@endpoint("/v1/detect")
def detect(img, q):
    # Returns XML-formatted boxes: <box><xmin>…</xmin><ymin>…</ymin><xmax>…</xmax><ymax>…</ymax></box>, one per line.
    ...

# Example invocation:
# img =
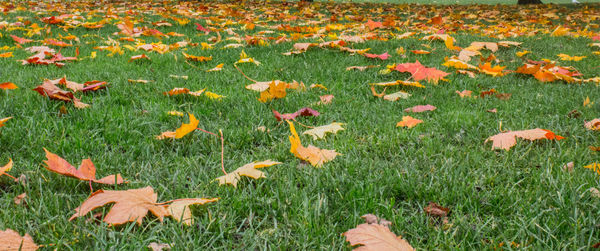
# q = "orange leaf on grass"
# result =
<box><xmin>32</xmin><ymin>80</ymin><xmax>89</xmax><ymax>109</ymax></box>
<box><xmin>455</xmin><ymin>90</ymin><xmax>472</xmax><ymax>98</ymax></box>
<box><xmin>156</xmin><ymin>113</ymin><xmax>200</xmax><ymax>139</ymax></box>
<box><xmin>478</xmin><ymin>62</ymin><xmax>506</xmax><ymax>77</ymax></box>
<box><xmin>396</xmin><ymin>116</ymin><xmax>423</xmax><ymax>128</ymax></box>
<box><xmin>0</xmin><ymin>117</ymin><xmax>12</xmax><ymax>128</ymax></box>
<box><xmin>0</xmin><ymin>52</ymin><xmax>13</xmax><ymax>58</ymax></box>
<box><xmin>411</xmin><ymin>50</ymin><xmax>430</xmax><ymax>54</ymax></box>
<box><xmin>288</xmin><ymin>121</ymin><xmax>339</xmax><ymax>167</ymax></box>
<box><xmin>364</xmin><ymin>52</ymin><xmax>390</xmax><ymax>60</ymax></box>
<box><xmin>258</xmin><ymin>81</ymin><xmax>287</xmax><ymax>103</ymax></box>
<box><xmin>394</xmin><ymin>61</ymin><xmax>449</xmax><ymax>83</ymax></box>
<box><xmin>485</xmin><ymin>128</ymin><xmax>564</xmax><ymax>150</ymax></box>
<box><xmin>0</xmin><ymin>159</ymin><xmax>13</xmax><ymax>177</ymax></box>
<box><xmin>10</xmin><ymin>35</ymin><xmax>33</xmax><ymax>45</ymax></box>
<box><xmin>272</xmin><ymin>107</ymin><xmax>319</xmax><ymax>121</ymax></box>
<box><xmin>42</xmin><ymin>148</ymin><xmax>125</xmax><ymax>185</ymax></box>
<box><xmin>0</xmin><ymin>82</ymin><xmax>17</xmax><ymax>90</ymax></box>
<box><xmin>584</xmin><ymin>119</ymin><xmax>600</xmax><ymax>131</ymax></box>
<box><xmin>0</xmin><ymin>229</ymin><xmax>38</xmax><ymax>251</ymax></box>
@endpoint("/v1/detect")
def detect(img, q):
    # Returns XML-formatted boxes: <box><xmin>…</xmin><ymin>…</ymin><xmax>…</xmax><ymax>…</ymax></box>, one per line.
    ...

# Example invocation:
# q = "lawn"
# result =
<box><xmin>0</xmin><ymin>0</ymin><xmax>599</xmax><ymax>249</ymax></box>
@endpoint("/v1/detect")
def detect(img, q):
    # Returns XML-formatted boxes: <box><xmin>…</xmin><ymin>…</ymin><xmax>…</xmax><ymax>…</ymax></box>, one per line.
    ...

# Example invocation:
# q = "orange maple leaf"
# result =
<box><xmin>42</xmin><ymin>148</ymin><xmax>126</xmax><ymax>185</ymax></box>
<box><xmin>485</xmin><ymin>128</ymin><xmax>564</xmax><ymax>150</ymax></box>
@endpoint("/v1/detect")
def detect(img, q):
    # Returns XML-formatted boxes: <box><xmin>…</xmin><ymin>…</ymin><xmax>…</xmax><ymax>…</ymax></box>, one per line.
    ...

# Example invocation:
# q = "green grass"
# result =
<box><xmin>0</xmin><ymin>0</ymin><xmax>599</xmax><ymax>249</ymax></box>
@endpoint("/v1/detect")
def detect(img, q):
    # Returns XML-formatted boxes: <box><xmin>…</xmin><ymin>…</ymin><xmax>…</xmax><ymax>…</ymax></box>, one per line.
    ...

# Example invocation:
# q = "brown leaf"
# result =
<box><xmin>13</xmin><ymin>193</ymin><xmax>26</xmax><ymax>206</ymax></box>
<box><xmin>272</xmin><ymin>107</ymin><xmax>319</xmax><ymax>121</ymax></box>
<box><xmin>42</xmin><ymin>148</ymin><xmax>125</xmax><ymax>185</ymax></box>
<box><xmin>343</xmin><ymin>223</ymin><xmax>414</xmax><ymax>251</ymax></box>
<box><xmin>0</xmin><ymin>229</ymin><xmax>38</xmax><ymax>251</ymax></box>
<box><xmin>70</xmin><ymin>186</ymin><xmax>169</xmax><ymax>225</ymax></box>
<box><xmin>424</xmin><ymin>202</ymin><xmax>450</xmax><ymax>218</ymax></box>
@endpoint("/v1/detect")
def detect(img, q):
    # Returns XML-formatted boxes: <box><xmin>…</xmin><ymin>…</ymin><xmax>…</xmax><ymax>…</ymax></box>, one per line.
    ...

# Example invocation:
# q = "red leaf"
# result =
<box><xmin>404</xmin><ymin>104</ymin><xmax>436</xmax><ymax>113</ymax></box>
<box><xmin>195</xmin><ymin>23</ymin><xmax>209</xmax><ymax>33</ymax></box>
<box><xmin>364</xmin><ymin>52</ymin><xmax>390</xmax><ymax>60</ymax></box>
<box><xmin>272</xmin><ymin>107</ymin><xmax>320</xmax><ymax>121</ymax></box>
<box><xmin>395</xmin><ymin>60</ymin><xmax>449</xmax><ymax>83</ymax></box>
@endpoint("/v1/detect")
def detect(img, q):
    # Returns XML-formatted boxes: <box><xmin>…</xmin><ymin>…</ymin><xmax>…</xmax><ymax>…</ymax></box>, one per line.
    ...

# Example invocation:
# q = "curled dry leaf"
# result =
<box><xmin>343</xmin><ymin>223</ymin><xmax>414</xmax><ymax>251</ymax></box>
<box><xmin>13</xmin><ymin>193</ymin><xmax>26</xmax><ymax>205</ymax></box>
<box><xmin>33</xmin><ymin>80</ymin><xmax>89</xmax><ymax>109</ymax></box>
<box><xmin>584</xmin><ymin>119</ymin><xmax>600</xmax><ymax>131</ymax></box>
<box><xmin>455</xmin><ymin>90</ymin><xmax>472</xmax><ymax>98</ymax></box>
<box><xmin>485</xmin><ymin>128</ymin><xmax>564</xmax><ymax>151</ymax></box>
<box><xmin>272</xmin><ymin>107</ymin><xmax>319</xmax><ymax>121</ymax></box>
<box><xmin>156</xmin><ymin>113</ymin><xmax>200</xmax><ymax>139</ymax></box>
<box><xmin>288</xmin><ymin>121</ymin><xmax>339</xmax><ymax>167</ymax></box>
<box><xmin>0</xmin><ymin>229</ymin><xmax>38</xmax><ymax>251</ymax></box>
<box><xmin>215</xmin><ymin>160</ymin><xmax>281</xmax><ymax>188</ymax></box>
<box><xmin>129</xmin><ymin>54</ymin><xmax>150</xmax><ymax>62</ymax></box>
<box><xmin>165</xmin><ymin>198</ymin><xmax>219</xmax><ymax>225</ymax></box>
<box><xmin>396</xmin><ymin>116</ymin><xmax>423</xmax><ymax>128</ymax></box>
<box><xmin>424</xmin><ymin>202</ymin><xmax>450</xmax><ymax>218</ymax></box>
<box><xmin>0</xmin><ymin>117</ymin><xmax>12</xmax><ymax>128</ymax></box>
<box><xmin>42</xmin><ymin>148</ymin><xmax>125</xmax><ymax>185</ymax></box>
<box><xmin>0</xmin><ymin>82</ymin><xmax>18</xmax><ymax>90</ymax></box>
<box><xmin>303</xmin><ymin>122</ymin><xmax>345</xmax><ymax>140</ymax></box>
<box><xmin>404</xmin><ymin>104</ymin><xmax>436</xmax><ymax>113</ymax></box>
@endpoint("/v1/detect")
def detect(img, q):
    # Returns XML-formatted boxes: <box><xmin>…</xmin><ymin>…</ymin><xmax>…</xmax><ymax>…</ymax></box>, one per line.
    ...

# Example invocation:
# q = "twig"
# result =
<box><xmin>234</xmin><ymin>64</ymin><xmax>258</xmax><ymax>83</ymax></box>
<box><xmin>196</xmin><ymin>127</ymin><xmax>217</xmax><ymax>136</ymax></box>
<box><xmin>219</xmin><ymin>129</ymin><xmax>226</xmax><ymax>176</ymax></box>
<box><xmin>295</xmin><ymin>120</ymin><xmax>315</xmax><ymax>129</ymax></box>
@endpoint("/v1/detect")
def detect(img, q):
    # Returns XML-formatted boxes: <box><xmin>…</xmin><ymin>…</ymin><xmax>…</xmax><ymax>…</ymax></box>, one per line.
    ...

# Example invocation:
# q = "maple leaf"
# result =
<box><xmin>557</xmin><ymin>53</ymin><xmax>586</xmax><ymax>61</ymax></box>
<box><xmin>478</xmin><ymin>62</ymin><xmax>506</xmax><ymax>77</ymax></box>
<box><xmin>343</xmin><ymin>223</ymin><xmax>414</xmax><ymax>251</ymax></box>
<box><xmin>364</xmin><ymin>52</ymin><xmax>390</xmax><ymax>60</ymax></box>
<box><xmin>165</xmin><ymin>198</ymin><xmax>219</xmax><ymax>225</ymax></box>
<box><xmin>288</xmin><ymin>121</ymin><xmax>339</xmax><ymax>167</ymax></box>
<box><xmin>516</xmin><ymin>50</ymin><xmax>531</xmax><ymax>57</ymax></box>
<box><xmin>207</xmin><ymin>63</ymin><xmax>224</xmax><ymax>72</ymax></box>
<box><xmin>394</xmin><ymin>61</ymin><xmax>449</xmax><ymax>83</ymax></box>
<box><xmin>70</xmin><ymin>186</ymin><xmax>170</xmax><ymax>225</ymax></box>
<box><xmin>0</xmin><ymin>52</ymin><xmax>13</xmax><ymax>58</ymax></box>
<box><xmin>272</xmin><ymin>107</ymin><xmax>320</xmax><ymax>121</ymax></box>
<box><xmin>235</xmin><ymin>50</ymin><xmax>260</xmax><ymax>65</ymax></box>
<box><xmin>258</xmin><ymin>81</ymin><xmax>287</xmax><ymax>102</ymax></box>
<box><xmin>365</xmin><ymin>19</ymin><xmax>383</xmax><ymax>30</ymax></box>
<box><xmin>32</xmin><ymin>80</ymin><xmax>89</xmax><ymax>108</ymax></box>
<box><xmin>0</xmin><ymin>117</ymin><xmax>11</xmax><ymax>128</ymax></box>
<box><xmin>0</xmin><ymin>82</ymin><xmax>17</xmax><ymax>90</ymax></box>
<box><xmin>442</xmin><ymin>58</ymin><xmax>477</xmax><ymax>70</ymax></box>
<box><xmin>404</xmin><ymin>104</ymin><xmax>436</xmax><ymax>113</ymax></box>
<box><xmin>204</xmin><ymin>91</ymin><xmax>225</xmax><ymax>100</ymax></box>
<box><xmin>156</xmin><ymin>113</ymin><xmax>200</xmax><ymax>139</ymax></box>
<box><xmin>485</xmin><ymin>128</ymin><xmax>565</xmax><ymax>150</ymax></box>
<box><xmin>10</xmin><ymin>35</ymin><xmax>33</xmax><ymax>45</ymax></box>
<box><xmin>584</xmin><ymin>119</ymin><xmax>600</xmax><ymax>131</ymax></box>
<box><xmin>317</xmin><ymin>94</ymin><xmax>334</xmax><ymax>105</ymax></box>
<box><xmin>42</xmin><ymin>148</ymin><xmax>125</xmax><ymax>185</ymax></box>
<box><xmin>215</xmin><ymin>160</ymin><xmax>282</xmax><ymax>188</ymax></box>
<box><xmin>424</xmin><ymin>202</ymin><xmax>450</xmax><ymax>218</ymax></box>
<box><xmin>411</xmin><ymin>50</ymin><xmax>430</xmax><ymax>55</ymax></box>
<box><xmin>303</xmin><ymin>123</ymin><xmax>345</xmax><ymax>140</ymax></box>
<box><xmin>182</xmin><ymin>52</ymin><xmax>212</xmax><ymax>62</ymax></box>
<box><xmin>0</xmin><ymin>229</ymin><xmax>38</xmax><ymax>251</ymax></box>
<box><xmin>396</xmin><ymin>116</ymin><xmax>423</xmax><ymax>128</ymax></box>
<box><xmin>195</xmin><ymin>23</ymin><xmax>210</xmax><ymax>33</ymax></box>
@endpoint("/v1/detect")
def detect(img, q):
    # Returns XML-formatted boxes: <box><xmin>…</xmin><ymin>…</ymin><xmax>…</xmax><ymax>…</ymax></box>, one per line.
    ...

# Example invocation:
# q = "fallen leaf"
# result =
<box><xmin>128</xmin><ymin>79</ymin><xmax>151</xmax><ymax>84</ymax></box>
<box><xmin>364</xmin><ymin>52</ymin><xmax>390</xmax><ymax>60</ymax></box>
<box><xmin>343</xmin><ymin>223</ymin><xmax>414</xmax><ymax>251</ymax></box>
<box><xmin>370</xmin><ymin>80</ymin><xmax>424</xmax><ymax>88</ymax></box>
<box><xmin>207</xmin><ymin>63</ymin><xmax>224</xmax><ymax>72</ymax></box>
<box><xmin>455</xmin><ymin>90</ymin><xmax>472</xmax><ymax>98</ymax></box>
<box><xmin>585</xmin><ymin>163</ymin><xmax>600</xmax><ymax>176</ymax></box>
<box><xmin>485</xmin><ymin>128</ymin><xmax>564</xmax><ymax>150</ymax></box>
<box><xmin>70</xmin><ymin>186</ymin><xmax>169</xmax><ymax>225</ymax></box>
<box><xmin>0</xmin><ymin>82</ymin><xmax>18</xmax><ymax>90</ymax></box>
<box><xmin>396</xmin><ymin>116</ymin><xmax>423</xmax><ymax>128</ymax></box>
<box><xmin>303</xmin><ymin>122</ymin><xmax>345</xmax><ymax>140</ymax></box>
<box><xmin>204</xmin><ymin>91</ymin><xmax>225</xmax><ymax>100</ymax></box>
<box><xmin>584</xmin><ymin>119</ymin><xmax>600</xmax><ymax>130</ymax></box>
<box><xmin>32</xmin><ymin>80</ymin><xmax>89</xmax><ymax>109</ymax></box>
<box><xmin>215</xmin><ymin>160</ymin><xmax>281</xmax><ymax>187</ymax></box>
<box><xmin>487</xmin><ymin>108</ymin><xmax>498</xmax><ymax>113</ymax></box>
<box><xmin>383</xmin><ymin>91</ymin><xmax>411</xmax><ymax>101</ymax></box>
<box><xmin>0</xmin><ymin>117</ymin><xmax>12</xmax><ymax>128</ymax></box>
<box><xmin>288</xmin><ymin>121</ymin><xmax>338</xmax><ymax>167</ymax></box>
<box><xmin>272</xmin><ymin>107</ymin><xmax>319</xmax><ymax>121</ymax></box>
<box><xmin>258</xmin><ymin>81</ymin><xmax>287</xmax><ymax>102</ymax></box>
<box><xmin>404</xmin><ymin>104</ymin><xmax>436</xmax><ymax>113</ymax></box>
<box><xmin>182</xmin><ymin>52</ymin><xmax>212</xmax><ymax>62</ymax></box>
<box><xmin>0</xmin><ymin>229</ymin><xmax>38</xmax><ymax>251</ymax></box>
<box><xmin>317</xmin><ymin>95</ymin><xmax>334</xmax><ymax>105</ymax></box>
<box><xmin>167</xmin><ymin>111</ymin><xmax>184</xmax><ymax>117</ymax></box>
<box><xmin>13</xmin><ymin>193</ymin><xmax>26</xmax><ymax>205</ymax></box>
<box><xmin>346</xmin><ymin>65</ymin><xmax>379</xmax><ymax>71</ymax></box>
<box><xmin>42</xmin><ymin>148</ymin><xmax>125</xmax><ymax>185</ymax></box>
<box><xmin>557</xmin><ymin>53</ymin><xmax>585</xmax><ymax>61</ymax></box>
<box><xmin>156</xmin><ymin>113</ymin><xmax>200</xmax><ymax>139</ymax></box>
<box><xmin>590</xmin><ymin>187</ymin><xmax>600</xmax><ymax>198</ymax></box>
<box><xmin>584</xmin><ymin>97</ymin><xmax>594</xmax><ymax>107</ymax></box>
<box><xmin>424</xmin><ymin>202</ymin><xmax>450</xmax><ymax>217</ymax></box>
<box><xmin>394</xmin><ymin>61</ymin><xmax>449</xmax><ymax>83</ymax></box>
<box><xmin>0</xmin><ymin>159</ymin><xmax>13</xmax><ymax>178</ymax></box>
<box><xmin>165</xmin><ymin>198</ymin><xmax>219</xmax><ymax>225</ymax></box>
<box><xmin>129</xmin><ymin>54</ymin><xmax>150</xmax><ymax>62</ymax></box>
<box><xmin>310</xmin><ymin>84</ymin><xmax>327</xmax><ymax>90</ymax></box>
<box><xmin>148</xmin><ymin>242</ymin><xmax>172</xmax><ymax>251</ymax></box>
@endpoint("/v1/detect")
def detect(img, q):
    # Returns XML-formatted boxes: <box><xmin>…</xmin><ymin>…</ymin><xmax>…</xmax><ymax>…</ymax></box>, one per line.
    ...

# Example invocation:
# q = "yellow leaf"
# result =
<box><xmin>0</xmin><ymin>117</ymin><xmax>11</xmax><ymax>128</ymax></box>
<box><xmin>175</xmin><ymin>113</ymin><xmax>199</xmax><ymax>138</ymax></box>
<box><xmin>215</xmin><ymin>160</ymin><xmax>282</xmax><ymax>188</ymax></box>
<box><xmin>0</xmin><ymin>159</ymin><xmax>13</xmax><ymax>176</ymax></box>
<box><xmin>167</xmin><ymin>111</ymin><xmax>184</xmax><ymax>117</ymax></box>
<box><xmin>303</xmin><ymin>123</ymin><xmax>345</xmax><ymax>140</ymax></box>
<box><xmin>204</xmin><ymin>91</ymin><xmax>225</xmax><ymax>100</ymax></box>
<box><xmin>396</xmin><ymin>116</ymin><xmax>423</xmax><ymax>128</ymax></box>
<box><xmin>287</xmin><ymin>121</ymin><xmax>339</xmax><ymax>167</ymax></box>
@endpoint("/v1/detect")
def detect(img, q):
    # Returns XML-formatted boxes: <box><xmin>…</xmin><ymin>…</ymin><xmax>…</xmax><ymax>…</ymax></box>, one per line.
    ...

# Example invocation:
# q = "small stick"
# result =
<box><xmin>234</xmin><ymin>64</ymin><xmax>258</xmax><ymax>83</ymax></box>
